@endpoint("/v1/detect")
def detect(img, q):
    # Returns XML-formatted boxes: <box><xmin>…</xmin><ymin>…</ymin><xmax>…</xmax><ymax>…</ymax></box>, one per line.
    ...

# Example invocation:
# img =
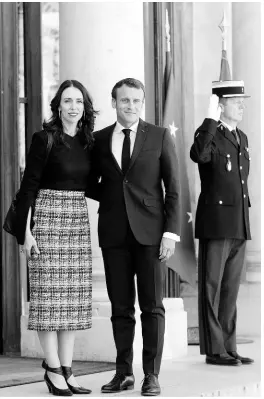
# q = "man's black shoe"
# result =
<box><xmin>101</xmin><ymin>373</ymin><xmax>135</xmax><ymax>393</ymax></box>
<box><xmin>228</xmin><ymin>351</ymin><xmax>254</xmax><ymax>364</ymax></box>
<box><xmin>141</xmin><ymin>374</ymin><xmax>161</xmax><ymax>396</ymax></box>
<box><xmin>206</xmin><ymin>353</ymin><xmax>242</xmax><ymax>366</ymax></box>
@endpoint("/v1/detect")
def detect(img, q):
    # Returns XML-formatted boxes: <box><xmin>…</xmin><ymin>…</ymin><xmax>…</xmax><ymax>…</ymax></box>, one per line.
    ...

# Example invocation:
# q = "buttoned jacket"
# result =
<box><xmin>190</xmin><ymin>118</ymin><xmax>251</xmax><ymax>239</ymax></box>
<box><xmin>86</xmin><ymin>118</ymin><xmax>181</xmax><ymax>248</ymax></box>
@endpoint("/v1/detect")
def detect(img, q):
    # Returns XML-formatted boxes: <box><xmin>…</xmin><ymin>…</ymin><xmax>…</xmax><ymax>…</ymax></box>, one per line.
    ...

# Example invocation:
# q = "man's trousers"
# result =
<box><xmin>102</xmin><ymin>226</ymin><xmax>165</xmax><ymax>376</ymax></box>
<box><xmin>198</xmin><ymin>238</ymin><xmax>246</xmax><ymax>355</ymax></box>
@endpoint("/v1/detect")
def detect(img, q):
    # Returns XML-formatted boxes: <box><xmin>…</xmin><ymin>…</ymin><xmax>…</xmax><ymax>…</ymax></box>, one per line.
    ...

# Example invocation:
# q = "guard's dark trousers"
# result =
<box><xmin>102</xmin><ymin>225</ymin><xmax>165</xmax><ymax>376</ymax></box>
<box><xmin>198</xmin><ymin>238</ymin><xmax>246</xmax><ymax>355</ymax></box>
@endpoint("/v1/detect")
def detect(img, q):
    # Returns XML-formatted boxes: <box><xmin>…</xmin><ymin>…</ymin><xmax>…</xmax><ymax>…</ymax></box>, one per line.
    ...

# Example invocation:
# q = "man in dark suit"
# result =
<box><xmin>87</xmin><ymin>78</ymin><xmax>180</xmax><ymax>396</ymax></box>
<box><xmin>190</xmin><ymin>80</ymin><xmax>254</xmax><ymax>366</ymax></box>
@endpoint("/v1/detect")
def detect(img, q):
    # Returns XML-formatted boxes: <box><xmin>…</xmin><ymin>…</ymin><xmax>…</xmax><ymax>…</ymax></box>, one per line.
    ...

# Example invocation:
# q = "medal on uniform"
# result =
<box><xmin>226</xmin><ymin>154</ymin><xmax>232</xmax><ymax>171</ymax></box>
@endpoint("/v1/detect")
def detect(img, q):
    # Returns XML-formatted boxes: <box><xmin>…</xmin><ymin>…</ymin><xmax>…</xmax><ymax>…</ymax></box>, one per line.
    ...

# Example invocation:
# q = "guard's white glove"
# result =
<box><xmin>207</xmin><ymin>94</ymin><xmax>221</xmax><ymax>121</ymax></box>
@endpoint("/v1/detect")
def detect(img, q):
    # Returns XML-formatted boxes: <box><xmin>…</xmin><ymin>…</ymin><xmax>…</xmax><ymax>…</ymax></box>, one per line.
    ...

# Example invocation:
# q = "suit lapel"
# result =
<box><xmin>127</xmin><ymin>118</ymin><xmax>148</xmax><ymax>172</ymax></box>
<box><xmin>105</xmin><ymin>119</ymin><xmax>148</xmax><ymax>176</ymax></box>
<box><xmin>221</xmin><ymin>125</ymin><xmax>239</xmax><ymax>149</ymax></box>
<box><xmin>107</xmin><ymin>123</ymin><xmax>123</xmax><ymax>175</ymax></box>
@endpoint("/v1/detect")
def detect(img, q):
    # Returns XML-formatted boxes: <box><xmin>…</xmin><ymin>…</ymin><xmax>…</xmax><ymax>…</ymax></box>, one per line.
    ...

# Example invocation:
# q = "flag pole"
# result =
<box><xmin>218</xmin><ymin>11</ymin><xmax>232</xmax><ymax>80</ymax></box>
<box><xmin>164</xmin><ymin>10</ymin><xmax>172</xmax><ymax>94</ymax></box>
<box><xmin>165</xmin><ymin>9</ymin><xmax>170</xmax><ymax>52</ymax></box>
<box><xmin>218</xmin><ymin>10</ymin><xmax>228</xmax><ymax>51</ymax></box>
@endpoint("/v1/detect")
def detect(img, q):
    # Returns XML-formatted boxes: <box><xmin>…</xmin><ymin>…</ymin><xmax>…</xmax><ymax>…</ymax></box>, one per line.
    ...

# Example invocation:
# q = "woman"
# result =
<box><xmin>17</xmin><ymin>80</ymin><xmax>98</xmax><ymax>396</ymax></box>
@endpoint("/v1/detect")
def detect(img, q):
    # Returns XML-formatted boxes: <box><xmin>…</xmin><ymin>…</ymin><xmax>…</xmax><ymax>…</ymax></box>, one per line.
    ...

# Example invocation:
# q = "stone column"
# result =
<box><xmin>58</xmin><ymin>2</ymin><xmax>187</xmax><ymax>362</ymax></box>
<box><xmin>59</xmin><ymin>1</ymin><xmax>144</xmax><ymax>361</ymax></box>
<box><xmin>59</xmin><ymin>1</ymin><xmax>146</xmax><ymax>306</ymax></box>
<box><xmin>232</xmin><ymin>3</ymin><xmax>261</xmax><ymax>282</ymax></box>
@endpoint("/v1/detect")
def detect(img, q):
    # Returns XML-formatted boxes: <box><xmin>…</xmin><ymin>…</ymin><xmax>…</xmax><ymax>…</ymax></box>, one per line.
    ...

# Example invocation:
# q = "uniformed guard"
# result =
<box><xmin>190</xmin><ymin>77</ymin><xmax>254</xmax><ymax>364</ymax></box>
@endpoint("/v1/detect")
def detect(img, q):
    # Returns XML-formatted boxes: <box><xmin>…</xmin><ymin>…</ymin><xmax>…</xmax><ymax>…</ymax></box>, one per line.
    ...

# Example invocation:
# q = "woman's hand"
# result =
<box><xmin>21</xmin><ymin>231</ymin><xmax>40</xmax><ymax>260</ymax></box>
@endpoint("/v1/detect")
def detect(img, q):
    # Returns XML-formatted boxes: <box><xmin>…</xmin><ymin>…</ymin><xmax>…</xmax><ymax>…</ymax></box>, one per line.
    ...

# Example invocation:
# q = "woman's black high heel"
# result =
<box><xmin>62</xmin><ymin>365</ymin><xmax>92</xmax><ymax>394</ymax></box>
<box><xmin>41</xmin><ymin>360</ymin><xmax>73</xmax><ymax>396</ymax></box>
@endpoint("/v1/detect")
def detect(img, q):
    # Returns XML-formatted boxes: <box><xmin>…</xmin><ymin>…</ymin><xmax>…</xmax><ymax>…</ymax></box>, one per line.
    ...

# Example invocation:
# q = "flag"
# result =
<box><xmin>219</xmin><ymin>49</ymin><xmax>232</xmax><ymax>80</ymax></box>
<box><xmin>162</xmin><ymin>46</ymin><xmax>197</xmax><ymax>288</ymax></box>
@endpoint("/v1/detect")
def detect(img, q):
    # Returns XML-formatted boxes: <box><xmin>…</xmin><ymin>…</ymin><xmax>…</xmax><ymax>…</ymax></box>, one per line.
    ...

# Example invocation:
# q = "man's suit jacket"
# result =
<box><xmin>190</xmin><ymin>118</ymin><xmax>251</xmax><ymax>240</ymax></box>
<box><xmin>86</xmin><ymin>118</ymin><xmax>181</xmax><ymax>248</ymax></box>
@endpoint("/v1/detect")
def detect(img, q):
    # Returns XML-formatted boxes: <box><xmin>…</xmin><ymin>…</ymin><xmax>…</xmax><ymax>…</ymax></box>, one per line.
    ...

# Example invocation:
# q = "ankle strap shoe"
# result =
<box><xmin>41</xmin><ymin>360</ymin><xmax>72</xmax><ymax>396</ymax></box>
<box><xmin>61</xmin><ymin>366</ymin><xmax>92</xmax><ymax>394</ymax></box>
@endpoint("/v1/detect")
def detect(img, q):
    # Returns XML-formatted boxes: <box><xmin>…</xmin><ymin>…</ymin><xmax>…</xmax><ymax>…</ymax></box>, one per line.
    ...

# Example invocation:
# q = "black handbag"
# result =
<box><xmin>3</xmin><ymin>131</ymin><xmax>53</xmax><ymax>238</ymax></box>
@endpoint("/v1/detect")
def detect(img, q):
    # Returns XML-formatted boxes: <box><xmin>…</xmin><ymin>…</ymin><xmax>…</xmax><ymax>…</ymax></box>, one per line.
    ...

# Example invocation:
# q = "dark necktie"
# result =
<box><xmin>231</xmin><ymin>129</ymin><xmax>240</xmax><ymax>145</ymax></box>
<box><xmin>121</xmin><ymin>129</ymin><xmax>131</xmax><ymax>174</ymax></box>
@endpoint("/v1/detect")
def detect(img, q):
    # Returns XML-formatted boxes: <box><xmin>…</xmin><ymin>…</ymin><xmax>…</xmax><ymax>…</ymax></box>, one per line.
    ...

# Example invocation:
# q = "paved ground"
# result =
<box><xmin>0</xmin><ymin>282</ymin><xmax>261</xmax><ymax>397</ymax></box>
<box><xmin>0</xmin><ymin>339</ymin><xmax>260</xmax><ymax>397</ymax></box>
<box><xmin>0</xmin><ymin>358</ymin><xmax>115</xmax><ymax>388</ymax></box>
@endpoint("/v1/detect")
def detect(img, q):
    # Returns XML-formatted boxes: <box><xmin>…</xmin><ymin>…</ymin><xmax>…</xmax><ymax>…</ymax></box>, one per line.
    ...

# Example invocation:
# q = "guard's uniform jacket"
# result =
<box><xmin>190</xmin><ymin>118</ymin><xmax>251</xmax><ymax>240</ymax></box>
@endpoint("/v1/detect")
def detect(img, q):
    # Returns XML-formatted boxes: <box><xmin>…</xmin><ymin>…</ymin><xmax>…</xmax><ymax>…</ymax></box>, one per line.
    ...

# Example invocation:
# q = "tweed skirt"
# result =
<box><xmin>28</xmin><ymin>189</ymin><xmax>92</xmax><ymax>331</ymax></box>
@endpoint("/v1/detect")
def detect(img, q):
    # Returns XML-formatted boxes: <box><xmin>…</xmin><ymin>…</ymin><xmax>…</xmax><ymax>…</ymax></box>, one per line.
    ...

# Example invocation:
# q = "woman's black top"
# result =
<box><xmin>16</xmin><ymin>130</ymin><xmax>92</xmax><ymax>245</ymax></box>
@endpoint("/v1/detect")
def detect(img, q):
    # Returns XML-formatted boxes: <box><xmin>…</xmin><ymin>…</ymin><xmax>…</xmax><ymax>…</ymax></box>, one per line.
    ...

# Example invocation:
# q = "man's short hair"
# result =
<box><xmin>219</xmin><ymin>98</ymin><xmax>228</xmax><ymax>106</ymax></box>
<box><xmin>111</xmin><ymin>78</ymin><xmax>145</xmax><ymax>100</ymax></box>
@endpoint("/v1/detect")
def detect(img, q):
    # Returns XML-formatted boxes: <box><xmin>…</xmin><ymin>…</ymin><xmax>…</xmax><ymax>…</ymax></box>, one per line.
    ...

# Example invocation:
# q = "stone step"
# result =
<box><xmin>201</xmin><ymin>381</ymin><xmax>261</xmax><ymax>397</ymax></box>
<box><xmin>246</xmin><ymin>264</ymin><xmax>261</xmax><ymax>283</ymax></box>
<box><xmin>180</xmin><ymin>281</ymin><xmax>261</xmax><ymax>335</ymax></box>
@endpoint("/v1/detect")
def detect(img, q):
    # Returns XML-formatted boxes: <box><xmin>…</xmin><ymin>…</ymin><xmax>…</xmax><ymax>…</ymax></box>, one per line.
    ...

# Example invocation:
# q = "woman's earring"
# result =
<box><xmin>59</xmin><ymin>110</ymin><xmax>61</xmax><ymax>119</ymax></box>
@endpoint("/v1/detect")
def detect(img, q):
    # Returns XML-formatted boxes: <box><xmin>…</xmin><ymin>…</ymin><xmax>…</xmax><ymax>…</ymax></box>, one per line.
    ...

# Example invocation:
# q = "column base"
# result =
<box><xmin>21</xmin><ymin>299</ymin><xmax>187</xmax><ymax>362</ymax></box>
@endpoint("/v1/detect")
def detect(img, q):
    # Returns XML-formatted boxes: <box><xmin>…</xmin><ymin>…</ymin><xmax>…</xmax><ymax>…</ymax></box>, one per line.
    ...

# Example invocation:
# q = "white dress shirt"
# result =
<box><xmin>112</xmin><ymin>121</ymin><xmax>138</xmax><ymax>167</ymax></box>
<box><xmin>111</xmin><ymin>120</ymin><xmax>180</xmax><ymax>243</ymax></box>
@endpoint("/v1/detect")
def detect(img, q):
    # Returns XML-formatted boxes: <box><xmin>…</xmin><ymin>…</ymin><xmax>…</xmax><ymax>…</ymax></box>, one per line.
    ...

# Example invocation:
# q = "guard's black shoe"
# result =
<box><xmin>228</xmin><ymin>351</ymin><xmax>254</xmax><ymax>364</ymax></box>
<box><xmin>141</xmin><ymin>374</ymin><xmax>161</xmax><ymax>396</ymax></box>
<box><xmin>206</xmin><ymin>353</ymin><xmax>242</xmax><ymax>366</ymax></box>
<box><xmin>101</xmin><ymin>373</ymin><xmax>135</xmax><ymax>393</ymax></box>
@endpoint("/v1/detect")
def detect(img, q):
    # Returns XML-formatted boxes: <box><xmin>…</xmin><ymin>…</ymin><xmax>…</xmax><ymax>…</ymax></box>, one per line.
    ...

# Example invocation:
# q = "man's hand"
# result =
<box><xmin>159</xmin><ymin>237</ymin><xmax>175</xmax><ymax>262</ymax></box>
<box><xmin>207</xmin><ymin>94</ymin><xmax>221</xmax><ymax>121</ymax></box>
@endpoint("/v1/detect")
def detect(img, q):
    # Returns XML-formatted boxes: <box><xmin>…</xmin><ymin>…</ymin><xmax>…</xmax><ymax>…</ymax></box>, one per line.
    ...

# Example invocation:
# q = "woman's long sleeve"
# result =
<box><xmin>16</xmin><ymin>131</ymin><xmax>48</xmax><ymax>245</ymax></box>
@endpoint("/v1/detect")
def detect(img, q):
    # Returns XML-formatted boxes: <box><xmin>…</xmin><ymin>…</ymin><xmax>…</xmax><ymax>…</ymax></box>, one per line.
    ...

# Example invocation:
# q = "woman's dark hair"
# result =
<box><xmin>43</xmin><ymin>79</ymin><xmax>98</xmax><ymax>149</ymax></box>
<box><xmin>111</xmin><ymin>78</ymin><xmax>145</xmax><ymax>100</ymax></box>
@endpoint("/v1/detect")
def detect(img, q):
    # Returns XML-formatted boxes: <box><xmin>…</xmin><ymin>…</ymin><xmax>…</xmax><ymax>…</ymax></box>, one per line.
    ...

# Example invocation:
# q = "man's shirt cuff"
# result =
<box><xmin>163</xmin><ymin>232</ymin><xmax>180</xmax><ymax>242</ymax></box>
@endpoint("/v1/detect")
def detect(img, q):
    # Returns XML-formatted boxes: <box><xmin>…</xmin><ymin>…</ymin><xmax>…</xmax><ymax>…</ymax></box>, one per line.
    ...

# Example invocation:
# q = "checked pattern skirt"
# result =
<box><xmin>28</xmin><ymin>189</ymin><xmax>92</xmax><ymax>331</ymax></box>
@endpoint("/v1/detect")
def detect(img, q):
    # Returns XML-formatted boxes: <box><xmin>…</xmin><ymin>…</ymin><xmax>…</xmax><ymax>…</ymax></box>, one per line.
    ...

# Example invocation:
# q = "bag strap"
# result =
<box><xmin>44</xmin><ymin>131</ymin><xmax>53</xmax><ymax>166</ymax></box>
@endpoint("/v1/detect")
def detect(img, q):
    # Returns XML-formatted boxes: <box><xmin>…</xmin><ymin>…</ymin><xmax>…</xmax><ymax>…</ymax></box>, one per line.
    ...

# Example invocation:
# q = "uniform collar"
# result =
<box><xmin>219</xmin><ymin>119</ymin><xmax>237</xmax><ymax>132</ymax></box>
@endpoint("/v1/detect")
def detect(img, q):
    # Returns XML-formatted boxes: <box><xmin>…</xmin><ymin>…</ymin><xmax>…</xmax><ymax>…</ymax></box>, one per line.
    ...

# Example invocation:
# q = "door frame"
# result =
<box><xmin>0</xmin><ymin>2</ymin><xmax>42</xmax><ymax>355</ymax></box>
<box><xmin>0</xmin><ymin>2</ymin><xmax>21</xmax><ymax>355</ymax></box>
